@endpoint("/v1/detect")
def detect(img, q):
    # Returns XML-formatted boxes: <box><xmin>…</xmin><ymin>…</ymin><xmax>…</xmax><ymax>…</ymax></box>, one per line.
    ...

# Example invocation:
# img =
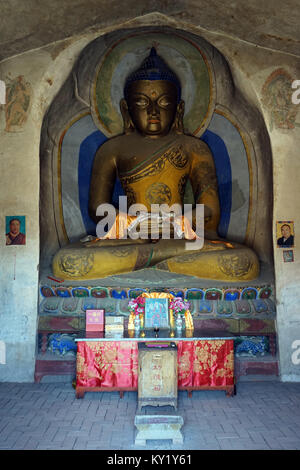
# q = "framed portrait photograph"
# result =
<box><xmin>283</xmin><ymin>250</ymin><xmax>294</xmax><ymax>263</ymax></box>
<box><xmin>144</xmin><ymin>298</ymin><xmax>169</xmax><ymax>329</ymax></box>
<box><xmin>6</xmin><ymin>216</ymin><xmax>26</xmax><ymax>246</ymax></box>
<box><xmin>276</xmin><ymin>220</ymin><xmax>294</xmax><ymax>248</ymax></box>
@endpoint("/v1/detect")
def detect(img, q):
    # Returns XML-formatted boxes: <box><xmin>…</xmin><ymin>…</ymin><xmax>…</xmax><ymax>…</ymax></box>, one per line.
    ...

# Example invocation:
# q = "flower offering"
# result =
<box><xmin>169</xmin><ymin>297</ymin><xmax>190</xmax><ymax>317</ymax></box>
<box><xmin>128</xmin><ymin>296</ymin><xmax>146</xmax><ymax>316</ymax></box>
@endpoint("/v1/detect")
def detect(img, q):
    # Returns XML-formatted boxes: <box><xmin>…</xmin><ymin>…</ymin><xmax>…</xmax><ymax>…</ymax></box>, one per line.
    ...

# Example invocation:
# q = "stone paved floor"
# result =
<box><xmin>0</xmin><ymin>380</ymin><xmax>300</xmax><ymax>450</ymax></box>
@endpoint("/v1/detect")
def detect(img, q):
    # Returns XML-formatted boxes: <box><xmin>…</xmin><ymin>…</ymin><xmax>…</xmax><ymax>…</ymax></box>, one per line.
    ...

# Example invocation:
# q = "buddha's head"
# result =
<box><xmin>121</xmin><ymin>48</ymin><xmax>184</xmax><ymax>137</ymax></box>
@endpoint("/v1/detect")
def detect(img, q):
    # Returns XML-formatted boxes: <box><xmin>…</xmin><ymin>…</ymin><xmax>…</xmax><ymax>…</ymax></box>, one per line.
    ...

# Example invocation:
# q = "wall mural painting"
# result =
<box><xmin>5</xmin><ymin>75</ymin><xmax>31</xmax><ymax>132</ymax></box>
<box><xmin>262</xmin><ymin>68</ymin><xmax>300</xmax><ymax>131</ymax></box>
<box><xmin>5</xmin><ymin>216</ymin><xmax>26</xmax><ymax>246</ymax></box>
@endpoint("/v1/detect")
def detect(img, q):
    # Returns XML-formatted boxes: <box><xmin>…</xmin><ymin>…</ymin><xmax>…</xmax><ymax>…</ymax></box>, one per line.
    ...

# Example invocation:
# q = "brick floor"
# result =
<box><xmin>0</xmin><ymin>381</ymin><xmax>300</xmax><ymax>450</ymax></box>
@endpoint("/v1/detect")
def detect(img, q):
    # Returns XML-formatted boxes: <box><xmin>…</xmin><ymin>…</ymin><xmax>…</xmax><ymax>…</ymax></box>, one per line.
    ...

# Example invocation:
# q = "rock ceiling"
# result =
<box><xmin>0</xmin><ymin>0</ymin><xmax>300</xmax><ymax>61</ymax></box>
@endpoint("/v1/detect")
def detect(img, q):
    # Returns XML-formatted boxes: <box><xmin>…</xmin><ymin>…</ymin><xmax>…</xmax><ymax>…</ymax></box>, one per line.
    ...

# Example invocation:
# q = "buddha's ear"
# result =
<box><xmin>172</xmin><ymin>100</ymin><xmax>185</xmax><ymax>134</ymax></box>
<box><xmin>120</xmin><ymin>98</ymin><xmax>135</xmax><ymax>134</ymax></box>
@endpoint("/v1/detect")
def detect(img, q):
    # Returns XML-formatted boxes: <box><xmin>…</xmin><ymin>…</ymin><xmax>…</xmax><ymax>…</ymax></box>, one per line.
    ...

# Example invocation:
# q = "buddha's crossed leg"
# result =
<box><xmin>153</xmin><ymin>242</ymin><xmax>259</xmax><ymax>281</ymax></box>
<box><xmin>53</xmin><ymin>238</ymin><xmax>259</xmax><ymax>281</ymax></box>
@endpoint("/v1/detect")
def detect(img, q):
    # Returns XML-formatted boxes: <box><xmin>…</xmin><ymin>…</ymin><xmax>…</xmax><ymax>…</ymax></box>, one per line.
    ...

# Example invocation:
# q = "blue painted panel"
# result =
<box><xmin>78</xmin><ymin>131</ymin><xmax>107</xmax><ymax>234</ymax></box>
<box><xmin>201</xmin><ymin>130</ymin><xmax>232</xmax><ymax>238</ymax></box>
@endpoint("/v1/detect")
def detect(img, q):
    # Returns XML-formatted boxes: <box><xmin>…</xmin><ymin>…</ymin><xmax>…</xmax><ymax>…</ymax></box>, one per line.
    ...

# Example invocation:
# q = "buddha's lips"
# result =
<box><xmin>148</xmin><ymin>119</ymin><xmax>160</xmax><ymax>123</ymax></box>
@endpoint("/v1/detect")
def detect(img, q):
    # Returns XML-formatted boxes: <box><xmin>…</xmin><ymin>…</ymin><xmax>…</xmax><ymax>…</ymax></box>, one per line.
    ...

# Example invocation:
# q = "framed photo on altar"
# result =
<box><xmin>144</xmin><ymin>298</ymin><xmax>169</xmax><ymax>329</ymax></box>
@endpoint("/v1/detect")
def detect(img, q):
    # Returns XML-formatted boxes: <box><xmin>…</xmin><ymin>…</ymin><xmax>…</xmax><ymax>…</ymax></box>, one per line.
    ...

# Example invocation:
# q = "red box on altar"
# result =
<box><xmin>86</xmin><ymin>309</ymin><xmax>105</xmax><ymax>332</ymax></box>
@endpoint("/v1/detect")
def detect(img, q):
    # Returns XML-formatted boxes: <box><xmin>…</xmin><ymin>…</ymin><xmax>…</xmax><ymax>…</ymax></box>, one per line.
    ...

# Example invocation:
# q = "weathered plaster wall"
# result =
<box><xmin>189</xmin><ymin>24</ymin><xmax>300</xmax><ymax>379</ymax></box>
<box><xmin>211</xmin><ymin>39</ymin><xmax>300</xmax><ymax>381</ymax></box>
<box><xmin>1</xmin><ymin>1</ymin><xmax>300</xmax><ymax>61</ymax></box>
<box><xmin>1</xmin><ymin>12</ymin><xmax>300</xmax><ymax>381</ymax></box>
<box><xmin>0</xmin><ymin>37</ymin><xmax>95</xmax><ymax>381</ymax></box>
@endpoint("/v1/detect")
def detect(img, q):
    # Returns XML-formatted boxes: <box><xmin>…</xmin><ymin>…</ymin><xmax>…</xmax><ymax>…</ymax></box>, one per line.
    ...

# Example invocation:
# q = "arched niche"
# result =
<box><xmin>39</xmin><ymin>26</ymin><xmax>273</xmax><ymax>280</ymax></box>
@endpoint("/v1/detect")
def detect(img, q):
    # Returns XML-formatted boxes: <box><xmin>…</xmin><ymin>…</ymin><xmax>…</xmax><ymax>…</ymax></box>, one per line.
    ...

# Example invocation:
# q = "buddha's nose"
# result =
<box><xmin>148</xmin><ymin>101</ymin><xmax>159</xmax><ymax>117</ymax></box>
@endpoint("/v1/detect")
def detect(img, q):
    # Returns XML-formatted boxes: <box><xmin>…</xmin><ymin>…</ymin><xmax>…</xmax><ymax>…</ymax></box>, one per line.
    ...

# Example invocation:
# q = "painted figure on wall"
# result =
<box><xmin>6</xmin><ymin>217</ymin><xmax>26</xmax><ymax>245</ymax></box>
<box><xmin>52</xmin><ymin>48</ymin><xmax>259</xmax><ymax>281</ymax></box>
<box><xmin>5</xmin><ymin>75</ymin><xmax>31</xmax><ymax>133</ymax></box>
<box><xmin>262</xmin><ymin>68</ymin><xmax>300</xmax><ymax>131</ymax></box>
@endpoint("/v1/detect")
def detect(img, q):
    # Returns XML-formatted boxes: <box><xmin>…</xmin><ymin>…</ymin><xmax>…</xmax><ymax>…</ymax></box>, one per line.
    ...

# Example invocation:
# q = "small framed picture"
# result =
<box><xmin>276</xmin><ymin>221</ymin><xmax>294</xmax><ymax>248</ymax></box>
<box><xmin>283</xmin><ymin>250</ymin><xmax>294</xmax><ymax>263</ymax></box>
<box><xmin>144</xmin><ymin>298</ymin><xmax>169</xmax><ymax>329</ymax></box>
<box><xmin>6</xmin><ymin>216</ymin><xmax>26</xmax><ymax>245</ymax></box>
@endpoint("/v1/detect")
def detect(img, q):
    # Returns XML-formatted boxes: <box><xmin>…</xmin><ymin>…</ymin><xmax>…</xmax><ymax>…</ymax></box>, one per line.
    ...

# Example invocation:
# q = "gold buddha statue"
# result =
<box><xmin>52</xmin><ymin>48</ymin><xmax>259</xmax><ymax>281</ymax></box>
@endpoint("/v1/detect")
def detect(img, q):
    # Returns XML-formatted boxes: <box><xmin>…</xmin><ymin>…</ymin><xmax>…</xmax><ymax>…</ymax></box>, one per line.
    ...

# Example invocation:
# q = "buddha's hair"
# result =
<box><xmin>124</xmin><ymin>47</ymin><xmax>181</xmax><ymax>103</ymax></box>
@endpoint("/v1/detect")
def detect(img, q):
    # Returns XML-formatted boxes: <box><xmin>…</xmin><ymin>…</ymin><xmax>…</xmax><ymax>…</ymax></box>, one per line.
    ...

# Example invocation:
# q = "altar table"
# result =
<box><xmin>75</xmin><ymin>330</ymin><xmax>235</xmax><ymax>398</ymax></box>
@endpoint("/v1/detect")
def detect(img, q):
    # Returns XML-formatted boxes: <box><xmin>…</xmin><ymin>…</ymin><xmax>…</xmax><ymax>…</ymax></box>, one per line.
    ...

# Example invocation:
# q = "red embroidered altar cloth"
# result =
<box><xmin>76</xmin><ymin>341</ymin><xmax>138</xmax><ymax>388</ymax></box>
<box><xmin>76</xmin><ymin>340</ymin><xmax>234</xmax><ymax>389</ymax></box>
<box><xmin>176</xmin><ymin>340</ymin><xmax>234</xmax><ymax>387</ymax></box>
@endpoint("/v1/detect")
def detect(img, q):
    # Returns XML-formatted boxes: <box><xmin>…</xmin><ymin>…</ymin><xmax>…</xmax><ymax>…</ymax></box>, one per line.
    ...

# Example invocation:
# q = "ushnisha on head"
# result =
<box><xmin>120</xmin><ymin>47</ymin><xmax>184</xmax><ymax>137</ymax></box>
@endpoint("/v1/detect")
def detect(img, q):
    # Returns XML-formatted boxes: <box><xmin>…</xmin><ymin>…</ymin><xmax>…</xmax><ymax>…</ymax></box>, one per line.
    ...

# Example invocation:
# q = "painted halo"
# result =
<box><xmin>91</xmin><ymin>32</ymin><xmax>215</xmax><ymax>138</ymax></box>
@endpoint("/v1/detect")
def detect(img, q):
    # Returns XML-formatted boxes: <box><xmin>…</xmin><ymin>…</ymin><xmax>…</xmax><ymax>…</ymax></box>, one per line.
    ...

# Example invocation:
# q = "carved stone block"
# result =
<box><xmin>134</xmin><ymin>415</ymin><xmax>184</xmax><ymax>446</ymax></box>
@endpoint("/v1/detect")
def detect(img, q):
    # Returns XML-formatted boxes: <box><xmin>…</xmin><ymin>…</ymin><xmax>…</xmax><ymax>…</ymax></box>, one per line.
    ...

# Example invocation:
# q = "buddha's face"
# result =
<box><xmin>126</xmin><ymin>80</ymin><xmax>178</xmax><ymax>137</ymax></box>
